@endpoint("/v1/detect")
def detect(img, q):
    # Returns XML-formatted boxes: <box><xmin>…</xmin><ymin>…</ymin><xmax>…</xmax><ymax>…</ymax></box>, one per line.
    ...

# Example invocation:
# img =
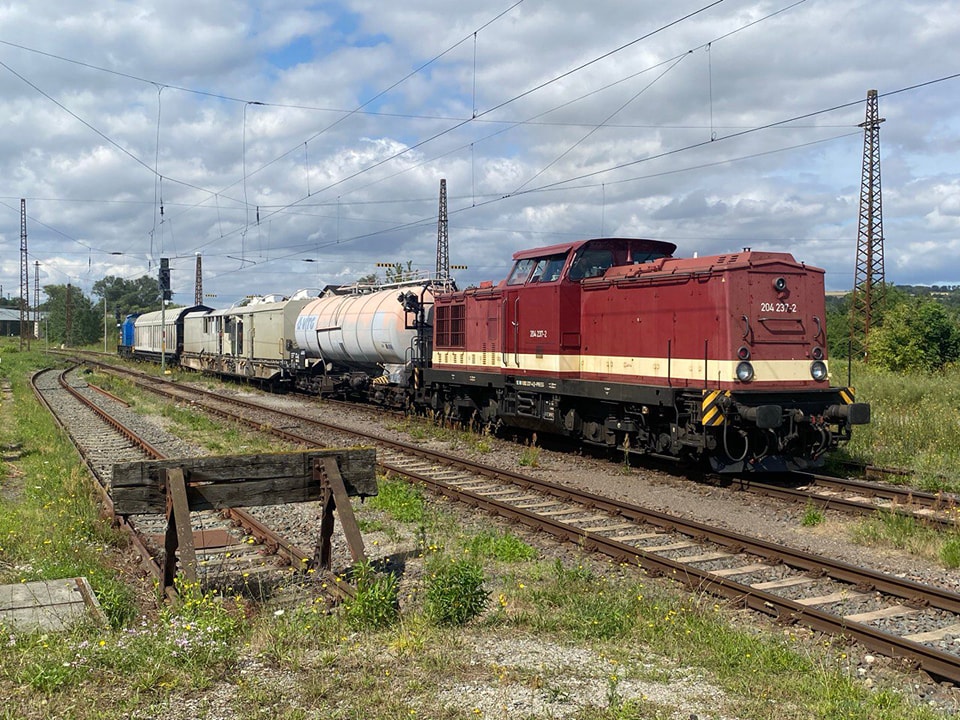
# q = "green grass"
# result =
<box><xmin>464</xmin><ymin>529</ymin><xmax>538</xmax><ymax>562</ymax></box>
<box><xmin>1</xmin><ymin>342</ymin><xmax>956</xmax><ymax>718</ymax></box>
<box><xmin>849</xmin><ymin>509</ymin><xmax>951</xmax><ymax>566</ymax></box>
<box><xmin>838</xmin><ymin>361</ymin><xmax>960</xmax><ymax>492</ymax></box>
<box><xmin>800</xmin><ymin>502</ymin><xmax>826</xmax><ymax>527</ymax></box>
<box><xmin>366</xmin><ymin>475</ymin><xmax>428</xmax><ymax>523</ymax></box>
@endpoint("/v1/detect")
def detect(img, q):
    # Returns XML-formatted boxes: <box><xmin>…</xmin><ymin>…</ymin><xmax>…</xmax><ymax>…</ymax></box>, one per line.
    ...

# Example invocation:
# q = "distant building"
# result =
<box><xmin>0</xmin><ymin>308</ymin><xmax>47</xmax><ymax>337</ymax></box>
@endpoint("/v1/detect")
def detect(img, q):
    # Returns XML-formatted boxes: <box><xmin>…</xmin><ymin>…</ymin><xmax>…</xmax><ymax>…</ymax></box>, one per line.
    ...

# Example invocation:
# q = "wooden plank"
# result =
<box><xmin>845</xmin><ymin>605</ymin><xmax>919</xmax><ymax>623</ymax></box>
<box><xmin>613</xmin><ymin>532</ymin><xmax>666</xmax><ymax>542</ymax></box>
<box><xmin>751</xmin><ymin>576</ymin><xmax>814</xmax><ymax>590</ymax></box>
<box><xmin>795</xmin><ymin>591</ymin><xmax>869</xmax><ymax>607</ymax></box>
<box><xmin>582</xmin><ymin>522</ymin><xmax>637</xmax><ymax>533</ymax></box>
<box><xmin>709</xmin><ymin>563</ymin><xmax>772</xmax><ymax>578</ymax></box>
<box><xmin>111</xmin><ymin>448</ymin><xmax>377</xmax><ymax>515</ymax></box>
<box><xmin>904</xmin><ymin>622</ymin><xmax>960</xmax><ymax>643</ymax></box>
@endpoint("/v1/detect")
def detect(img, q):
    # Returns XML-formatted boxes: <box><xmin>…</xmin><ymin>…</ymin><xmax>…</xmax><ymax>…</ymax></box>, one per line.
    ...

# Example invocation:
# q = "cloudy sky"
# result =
<box><xmin>1</xmin><ymin>0</ymin><xmax>958</xmax><ymax>307</ymax></box>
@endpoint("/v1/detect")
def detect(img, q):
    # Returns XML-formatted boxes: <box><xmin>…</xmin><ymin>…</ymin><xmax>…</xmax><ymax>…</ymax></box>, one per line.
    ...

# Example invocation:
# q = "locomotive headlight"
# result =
<box><xmin>810</xmin><ymin>360</ymin><xmax>828</xmax><ymax>381</ymax></box>
<box><xmin>736</xmin><ymin>361</ymin><xmax>754</xmax><ymax>382</ymax></box>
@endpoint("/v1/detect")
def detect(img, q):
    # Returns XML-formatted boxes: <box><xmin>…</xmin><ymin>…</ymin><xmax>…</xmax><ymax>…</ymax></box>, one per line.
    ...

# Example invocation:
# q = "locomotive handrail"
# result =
<box><xmin>741</xmin><ymin>315</ymin><xmax>751</xmax><ymax>340</ymax></box>
<box><xmin>813</xmin><ymin>315</ymin><xmax>824</xmax><ymax>341</ymax></box>
<box><xmin>513</xmin><ymin>296</ymin><xmax>520</xmax><ymax>367</ymax></box>
<box><xmin>757</xmin><ymin>316</ymin><xmax>805</xmax><ymax>333</ymax></box>
<box><xmin>500</xmin><ymin>298</ymin><xmax>507</xmax><ymax>366</ymax></box>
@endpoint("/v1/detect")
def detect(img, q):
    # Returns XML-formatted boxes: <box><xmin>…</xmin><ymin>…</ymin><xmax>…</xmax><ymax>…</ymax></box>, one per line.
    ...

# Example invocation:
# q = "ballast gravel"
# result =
<box><xmin>135</xmin><ymin>382</ymin><xmax>960</xmax><ymax>716</ymax></box>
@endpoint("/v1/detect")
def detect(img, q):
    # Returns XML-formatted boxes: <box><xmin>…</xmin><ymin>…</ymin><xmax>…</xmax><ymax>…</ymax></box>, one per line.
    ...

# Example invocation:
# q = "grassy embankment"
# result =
<box><xmin>830</xmin><ymin>361</ymin><xmax>960</xmax><ymax>567</ymax></box>
<box><xmin>0</xmin><ymin>343</ymin><xmax>954</xmax><ymax>719</ymax></box>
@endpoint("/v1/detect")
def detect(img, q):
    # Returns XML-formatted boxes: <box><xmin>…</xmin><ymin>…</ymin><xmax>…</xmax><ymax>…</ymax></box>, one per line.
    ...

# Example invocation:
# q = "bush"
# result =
<box><xmin>345</xmin><ymin>560</ymin><xmax>399</xmax><ymax>629</ymax></box>
<box><xmin>941</xmin><ymin>537</ymin><xmax>960</xmax><ymax>569</ymax></box>
<box><xmin>870</xmin><ymin>299</ymin><xmax>960</xmax><ymax>372</ymax></box>
<box><xmin>424</xmin><ymin>558</ymin><xmax>489</xmax><ymax>626</ymax></box>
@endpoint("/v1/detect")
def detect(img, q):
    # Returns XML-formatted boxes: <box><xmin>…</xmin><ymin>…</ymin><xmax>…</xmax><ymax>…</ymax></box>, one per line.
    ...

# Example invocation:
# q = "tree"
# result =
<box><xmin>92</xmin><ymin>275</ymin><xmax>162</xmax><ymax>315</ymax></box>
<box><xmin>870</xmin><ymin>298</ymin><xmax>960</xmax><ymax>373</ymax></box>
<box><xmin>827</xmin><ymin>285</ymin><xmax>911</xmax><ymax>360</ymax></box>
<box><xmin>43</xmin><ymin>284</ymin><xmax>102</xmax><ymax>346</ymax></box>
<box><xmin>384</xmin><ymin>261</ymin><xmax>417</xmax><ymax>284</ymax></box>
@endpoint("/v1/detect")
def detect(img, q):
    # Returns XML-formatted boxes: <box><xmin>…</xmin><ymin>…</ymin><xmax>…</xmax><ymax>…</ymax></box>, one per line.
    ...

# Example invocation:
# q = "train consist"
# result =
<box><xmin>121</xmin><ymin>237</ymin><xmax>869</xmax><ymax>472</ymax></box>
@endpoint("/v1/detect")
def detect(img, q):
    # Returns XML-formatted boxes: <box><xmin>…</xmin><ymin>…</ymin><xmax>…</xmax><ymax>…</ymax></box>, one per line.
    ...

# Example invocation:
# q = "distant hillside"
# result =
<box><xmin>826</xmin><ymin>285</ymin><xmax>960</xmax><ymax>311</ymax></box>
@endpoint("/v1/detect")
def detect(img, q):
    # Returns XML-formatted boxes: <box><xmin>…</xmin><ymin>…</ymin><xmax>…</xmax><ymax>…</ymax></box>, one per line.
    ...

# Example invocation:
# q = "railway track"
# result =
<box><xmin>65</xmin><ymin>349</ymin><xmax>960</xmax><ymax>530</ymax></box>
<box><xmin>725</xmin><ymin>473</ymin><xmax>960</xmax><ymax>530</ymax></box>
<box><xmin>30</xmin><ymin>365</ymin><xmax>348</xmax><ymax>602</ymax></box>
<box><xmin>71</xmin><ymin>357</ymin><xmax>960</xmax><ymax>684</ymax></box>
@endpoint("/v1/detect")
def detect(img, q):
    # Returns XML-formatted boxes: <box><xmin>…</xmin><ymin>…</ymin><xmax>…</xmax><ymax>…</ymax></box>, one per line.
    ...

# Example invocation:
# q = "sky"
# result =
<box><xmin>1</xmin><ymin>0</ymin><xmax>959</xmax><ymax>308</ymax></box>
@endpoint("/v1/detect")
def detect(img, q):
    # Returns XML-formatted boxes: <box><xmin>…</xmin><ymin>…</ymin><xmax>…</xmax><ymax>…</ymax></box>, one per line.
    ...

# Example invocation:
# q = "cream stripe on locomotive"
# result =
<box><xmin>431</xmin><ymin>351</ymin><xmax>826</xmax><ymax>384</ymax></box>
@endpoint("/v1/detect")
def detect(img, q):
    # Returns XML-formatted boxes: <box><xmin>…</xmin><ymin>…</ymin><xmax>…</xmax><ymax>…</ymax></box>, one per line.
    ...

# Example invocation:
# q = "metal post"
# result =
<box><xmin>103</xmin><ymin>297</ymin><xmax>107</xmax><ymax>353</ymax></box>
<box><xmin>161</xmin><ymin>301</ymin><xmax>166</xmax><ymax>374</ymax></box>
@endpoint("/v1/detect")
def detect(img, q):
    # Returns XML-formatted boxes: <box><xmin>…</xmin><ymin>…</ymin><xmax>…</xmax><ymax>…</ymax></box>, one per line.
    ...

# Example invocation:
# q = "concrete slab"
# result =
<box><xmin>0</xmin><ymin>578</ymin><xmax>107</xmax><ymax>632</ymax></box>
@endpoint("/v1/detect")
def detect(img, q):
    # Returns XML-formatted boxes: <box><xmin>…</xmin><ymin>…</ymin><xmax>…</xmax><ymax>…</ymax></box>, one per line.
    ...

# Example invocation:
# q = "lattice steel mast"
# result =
<box><xmin>435</xmin><ymin>178</ymin><xmax>449</xmax><ymax>285</ymax></box>
<box><xmin>34</xmin><ymin>261</ymin><xmax>39</xmax><ymax>334</ymax></box>
<box><xmin>195</xmin><ymin>253</ymin><xmax>203</xmax><ymax>306</ymax></box>
<box><xmin>849</xmin><ymin>89</ymin><xmax>886</xmax><ymax>361</ymax></box>
<box><xmin>19</xmin><ymin>198</ymin><xmax>29</xmax><ymax>350</ymax></box>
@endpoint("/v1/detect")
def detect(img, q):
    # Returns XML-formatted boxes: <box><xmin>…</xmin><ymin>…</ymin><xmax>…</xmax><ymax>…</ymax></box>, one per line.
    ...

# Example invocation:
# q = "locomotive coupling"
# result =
<box><xmin>734</xmin><ymin>403</ymin><xmax>783</xmax><ymax>429</ymax></box>
<box><xmin>824</xmin><ymin>402</ymin><xmax>871</xmax><ymax>425</ymax></box>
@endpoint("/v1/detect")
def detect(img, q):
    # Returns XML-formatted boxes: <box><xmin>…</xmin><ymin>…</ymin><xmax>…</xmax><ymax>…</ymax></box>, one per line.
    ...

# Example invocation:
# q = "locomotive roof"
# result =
<box><xmin>511</xmin><ymin>237</ymin><xmax>677</xmax><ymax>260</ymax></box>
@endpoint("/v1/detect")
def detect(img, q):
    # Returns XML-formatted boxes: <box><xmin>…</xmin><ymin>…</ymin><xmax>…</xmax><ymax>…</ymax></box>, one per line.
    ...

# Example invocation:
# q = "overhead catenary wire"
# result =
<box><xmin>3</xmin><ymin>1</ymin><xmax>959</xmax><ymax>292</ymax></box>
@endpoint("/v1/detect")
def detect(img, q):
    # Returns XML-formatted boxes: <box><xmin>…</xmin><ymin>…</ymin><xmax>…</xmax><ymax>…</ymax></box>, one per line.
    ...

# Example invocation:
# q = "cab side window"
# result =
<box><xmin>568</xmin><ymin>249</ymin><xmax>614</xmax><ymax>280</ymax></box>
<box><xmin>529</xmin><ymin>253</ymin><xmax>568</xmax><ymax>283</ymax></box>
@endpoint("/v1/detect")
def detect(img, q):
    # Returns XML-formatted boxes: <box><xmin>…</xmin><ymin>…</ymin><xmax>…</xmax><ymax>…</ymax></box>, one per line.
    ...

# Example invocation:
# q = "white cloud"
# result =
<box><xmin>0</xmin><ymin>0</ymin><xmax>957</xmax><ymax>305</ymax></box>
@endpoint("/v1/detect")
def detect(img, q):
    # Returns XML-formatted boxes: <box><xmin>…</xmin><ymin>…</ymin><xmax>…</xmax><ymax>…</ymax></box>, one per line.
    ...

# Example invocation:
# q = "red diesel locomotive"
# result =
<box><xmin>421</xmin><ymin>237</ymin><xmax>869</xmax><ymax>472</ymax></box>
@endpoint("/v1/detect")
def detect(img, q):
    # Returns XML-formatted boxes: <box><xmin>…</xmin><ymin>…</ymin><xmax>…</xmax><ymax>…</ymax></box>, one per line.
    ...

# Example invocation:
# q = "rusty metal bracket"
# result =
<box><xmin>162</xmin><ymin>467</ymin><xmax>197</xmax><ymax>591</ymax></box>
<box><xmin>313</xmin><ymin>456</ymin><xmax>367</xmax><ymax>571</ymax></box>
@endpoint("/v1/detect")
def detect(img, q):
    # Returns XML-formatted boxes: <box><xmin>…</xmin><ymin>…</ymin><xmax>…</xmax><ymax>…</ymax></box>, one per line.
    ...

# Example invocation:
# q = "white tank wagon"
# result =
<box><xmin>294</xmin><ymin>283</ymin><xmax>434</xmax><ymax>386</ymax></box>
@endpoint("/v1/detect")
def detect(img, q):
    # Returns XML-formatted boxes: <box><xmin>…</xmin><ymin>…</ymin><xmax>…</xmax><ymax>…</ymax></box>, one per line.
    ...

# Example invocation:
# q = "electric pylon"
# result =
<box><xmin>848</xmin><ymin>89</ymin><xmax>886</xmax><ymax>361</ymax></box>
<box><xmin>19</xmin><ymin>198</ymin><xmax>29</xmax><ymax>350</ymax></box>
<box><xmin>195</xmin><ymin>253</ymin><xmax>203</xmax><ymax>306</ymax></box>
<box><xmin>435</xmin><ymin>179</ymin><xmax>449</xmax><ymax>285</ymax></box>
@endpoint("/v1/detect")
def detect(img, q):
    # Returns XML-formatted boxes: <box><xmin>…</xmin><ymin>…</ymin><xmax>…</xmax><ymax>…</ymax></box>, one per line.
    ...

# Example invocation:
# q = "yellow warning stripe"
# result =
<box><xmin>702</xmin><ymin>389</ymin><xmax>730</xmax><ymax>426</ymax></box>
<box><xmin>839</xmin><ymin>387</ymin><xmax>856</xmax><ymax>404</ymax></box>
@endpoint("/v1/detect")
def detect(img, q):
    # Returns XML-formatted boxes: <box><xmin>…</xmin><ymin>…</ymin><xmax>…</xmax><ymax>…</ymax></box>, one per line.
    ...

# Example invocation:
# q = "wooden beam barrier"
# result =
<box><xmin>110</xmin><ymin>449</ymin><xmax>377</xmax><ymax>593</ymax></box>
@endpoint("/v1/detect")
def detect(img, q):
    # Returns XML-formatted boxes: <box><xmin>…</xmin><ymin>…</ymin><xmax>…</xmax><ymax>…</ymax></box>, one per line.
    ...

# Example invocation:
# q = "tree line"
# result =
<box><xmin>826</xmin><ymin>286</ymin><xmax>960</xmax><ymax>372</ymax></box>
<box><xmin>32</xmin><ymin>275</ymin><xmax>163</xmax><ymax>347</ymax></box>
